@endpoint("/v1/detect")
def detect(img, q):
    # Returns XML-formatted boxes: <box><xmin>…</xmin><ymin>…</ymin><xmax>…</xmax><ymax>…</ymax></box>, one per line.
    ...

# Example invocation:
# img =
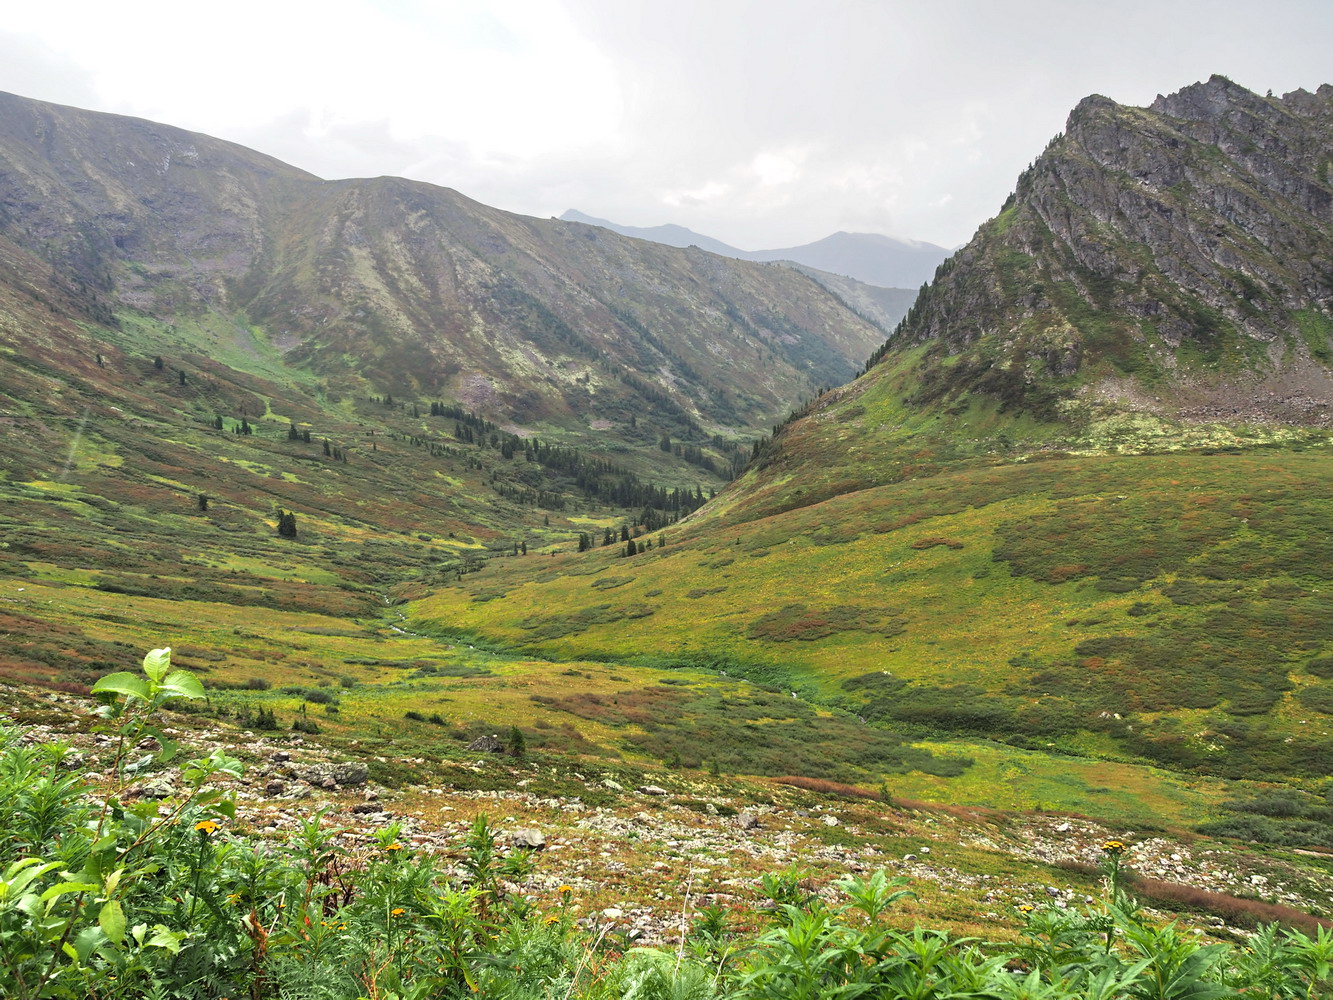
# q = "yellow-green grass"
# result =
<box><xmin>883</xmin><ymin>740</ymin><xmax>1235</xmax><ymax>830</ymax></box>
<box><xmin>409</xmin><ymin>449</ymin><xmax>1333</xmax><ymax>785</ymax></box>
<box><xmin>5</xmin><ymin>571</ymin><xmax>1322</xmax><ymax>856</ymax></box>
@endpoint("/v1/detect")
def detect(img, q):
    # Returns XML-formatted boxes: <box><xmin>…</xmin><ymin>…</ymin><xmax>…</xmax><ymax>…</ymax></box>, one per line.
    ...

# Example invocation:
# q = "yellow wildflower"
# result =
<box><xmin>194</xmin><ymin>820</ymin><xmax>220</xmax><ymax>835</ymax></box>
<box><xmin>391</xmin><ymin>908</ymin><xmax>406</xmax><ymax>917</ymax></box>
<box><xmin>385</xmin><ymin>842</ymin><xmax>404</xmax><ymax>852</ymax></box>
<box><xmin>1101</xmin><ymin>840</ymin><xmax>1126</xmax><ymax>854</ymax></box>
<box><xmin>557</xmin><ymin>885</ymin><xmax>573</xmax><ymax>895</ymax></box>
<box><xmin>1018</xmin><ymin>904</ymin><xmax>1035</xmax><ymax>913</ymax></box>
<box><xmin>544</xmin><ymin>915</ymin><xmax>560</xmax><ymax>925</ymax></box>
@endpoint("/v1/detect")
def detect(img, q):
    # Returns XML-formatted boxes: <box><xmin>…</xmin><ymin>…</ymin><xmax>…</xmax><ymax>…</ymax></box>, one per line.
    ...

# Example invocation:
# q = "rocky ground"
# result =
<box><xmin>7</xmin><ymin>689</ymin><xmax>1332</xmax><ymax>946</ymax></box>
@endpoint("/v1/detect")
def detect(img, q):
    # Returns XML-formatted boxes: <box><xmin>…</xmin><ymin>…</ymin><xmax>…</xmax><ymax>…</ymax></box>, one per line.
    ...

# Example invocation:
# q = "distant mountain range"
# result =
<box><xmin>559</xmin><ymin>210</ymin><xmax>952</xmax><ymax>289</ymax></box>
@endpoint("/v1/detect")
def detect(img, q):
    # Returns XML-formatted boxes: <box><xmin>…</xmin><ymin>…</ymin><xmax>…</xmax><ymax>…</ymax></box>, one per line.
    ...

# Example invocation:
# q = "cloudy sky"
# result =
<box><xmin>2</xmin><ymin>0</ymin><xmax>1330</xmax><ymax>250</ymax></box>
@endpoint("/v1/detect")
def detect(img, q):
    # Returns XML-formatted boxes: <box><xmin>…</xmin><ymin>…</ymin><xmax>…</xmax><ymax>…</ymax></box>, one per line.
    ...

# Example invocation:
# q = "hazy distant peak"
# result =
<box><xmin>558</xmin><ymin>210</ymin><xmax>744</xmax><ymax>257</ymax></box>
<box><xmin>561</xmin><ymin>210</ymin><xmax>950</xmax><ymax>288</ymax></box>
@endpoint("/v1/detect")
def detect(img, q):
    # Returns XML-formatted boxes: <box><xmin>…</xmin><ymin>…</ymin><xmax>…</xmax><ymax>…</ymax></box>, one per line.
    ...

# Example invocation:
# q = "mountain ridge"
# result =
<box><xmin>559</xmin><ymin>208</ymin><xmax>951</xmax><ymax>289</ymax></box>
<box><xmin>0</xmin><ymin>90</ymin><xmax>886</xmax><ymax>450</ymax></box>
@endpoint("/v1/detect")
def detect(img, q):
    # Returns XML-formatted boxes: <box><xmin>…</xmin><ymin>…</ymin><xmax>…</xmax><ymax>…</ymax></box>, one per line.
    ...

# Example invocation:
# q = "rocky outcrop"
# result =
<box><xmin>287</xmin><ymin>761</ymin><xmax>369</xmax><ymax>789</ymax></box>
<box><xmin>880</xmin><ymin>76</ymin><xmax>1333</xmax><ymax>424</ymax></box>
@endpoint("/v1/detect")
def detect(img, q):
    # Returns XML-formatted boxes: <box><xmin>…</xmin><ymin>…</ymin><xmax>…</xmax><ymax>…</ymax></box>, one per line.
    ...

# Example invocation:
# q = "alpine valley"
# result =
<box><xmin>3</xmin><ymin>75</ymin><xmax>1333</xmax><ymax>981</ymax></box>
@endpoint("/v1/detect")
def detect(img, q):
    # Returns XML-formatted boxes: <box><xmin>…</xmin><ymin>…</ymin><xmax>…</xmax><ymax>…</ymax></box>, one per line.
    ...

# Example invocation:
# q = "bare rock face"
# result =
<box><xmin>881</xmin><ymin>75</ymin><xmax>1333</xmax><ymax>426</ymax></box>
<box><xmin>289</xmin><ymin>761</ymin><xmax>369</xmax><ymax>788</ymax></box>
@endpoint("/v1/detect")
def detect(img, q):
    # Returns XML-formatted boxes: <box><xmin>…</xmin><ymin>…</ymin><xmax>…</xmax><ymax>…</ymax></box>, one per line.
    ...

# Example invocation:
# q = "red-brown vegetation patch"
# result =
<box><xmin>1129</xmin><ymin>876</ymin><xmax>1333</xmax><ymax>933</ymax></box>
<box><xmin>748</xmin><ymin>603</ymin><xmax>906</xmax><ymax>642</ymax></box>
<box><xmin>910</xmin><ymin>537</ymin><xmax>965</xmax><ymax>550</ymax></box>
<box><xmin>530</xmin><ymin>687</ymin><xmax>684</xmax><ymax>728</ymax></box>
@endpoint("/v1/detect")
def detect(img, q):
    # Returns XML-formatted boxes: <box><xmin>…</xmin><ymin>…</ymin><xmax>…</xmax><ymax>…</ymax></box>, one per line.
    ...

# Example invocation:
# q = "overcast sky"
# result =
<box><xmin>2</xmin><ymin>0</ymin><xmax>1330</xmax><ymax>250</ymax></box>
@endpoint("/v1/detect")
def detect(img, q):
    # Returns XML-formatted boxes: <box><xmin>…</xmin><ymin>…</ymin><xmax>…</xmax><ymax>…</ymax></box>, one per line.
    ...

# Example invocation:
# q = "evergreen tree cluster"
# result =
<box><xmin>276</xmin><ymin>510</ymin><xmax>298</xmax><ymax>538</ymax></box>
<box><xmin>415</xmin><ymin>398</ymin><xmax>720</xmax><ymax>522</ymax></box>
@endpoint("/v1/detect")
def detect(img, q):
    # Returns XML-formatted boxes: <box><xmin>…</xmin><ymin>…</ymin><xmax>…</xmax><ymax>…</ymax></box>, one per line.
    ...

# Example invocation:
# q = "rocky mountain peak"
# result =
<box><xmin>1148</xmin><ymin>74</ymin><xmax>1273</xmax><ymax>121</ymax></box>
<box><xmin>869</xmin><ymin>76</ymin><xmax>1333</xmax><ymax>429</ymax></box>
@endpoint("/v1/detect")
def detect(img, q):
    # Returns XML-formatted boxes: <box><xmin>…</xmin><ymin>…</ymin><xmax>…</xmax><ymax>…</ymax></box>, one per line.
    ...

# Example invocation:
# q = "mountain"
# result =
<box><xmin>560</xmin><ymin>209</ymin><xmax>951</xmax><ymax>289</ymax></box>
<box><xmin>559</xmin><ymin>209</ymin><xmax>748</xmax><ymax>257</ymax></box>
<box><xmin>731</xmin><ymin>74</ymin><xmax>1333</xmax><ymax>517</ymax></box>
<box><xmin>412</xmin><ymin>78</ymin><xmax>1333</xmax><ymax>793</ymax></box>
<box><xmin>878</xmin><ymin>75</ymin><xmax>1333</xmax><ymax>421</ymax></box>
<box><xmin>0</xmin><ymin>91</ymin><xmax>886</xmax><ymax>448</ymax></box>
<box><xmin>744</xmin><ymin>231</ymin><xmax>952</xmax><ymax>288</ymax></box>
<box><xmin>4</xmin><ymin>78</ymin><xmax>1333</xmax><ymax>889</ymax></box>
<box><xmin>773</xmin><ymin>262</ymin><xmax>918</xmax><ymax>336</ymax></box>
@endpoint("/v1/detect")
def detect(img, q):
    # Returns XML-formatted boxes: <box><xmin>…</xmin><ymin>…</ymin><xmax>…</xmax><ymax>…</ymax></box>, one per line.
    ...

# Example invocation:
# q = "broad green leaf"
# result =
<box><xmin>157</xmin><ymin>737</ymin><xmax>179</xmax><ymax>763</ymax></box>
<box><xmin>90</xmin><ymin>834</ymin><xmax>119</xmax><ymax>854</ymax></box>
<box><xmin>99</xmin><ymin>899</ymin><xmax>126</xmax><ymax>944</ymax></box>
<box><xmin>91</xmin><ymin>672</ymin><xmax>150</xmax><ymax>702</ymax></box>
<box><xmin>39</xmin><ymin>881</ymin><xmax>96</xmax><ymax>904</ymax></box>
<box><xmin>73</xmin><ymin>925</ymin><xmax>108</xmax><ymax>963</ymax></box>
<box><xmin>159</xmin><ymin>669</ymin><xmax>204</xmax><ymax>701</ymax></box>
<box><xmin>15</xmin><ymin>892</ymin><xmax>43</xmax><ymax>917</ymax></box>
<box><xmin>146</xmin><ymin>925</ymin><xmax>184</xmax><ymax>954</ymax></box>
<box><xmin>2</xmin><ymin>860</ymin><xmax>62</xmax><ymax>898</ymax></box>
<box><xmin>142</xmin><ymin>646</ymin><xmax>172</xmax><ymax>681</ymax></box>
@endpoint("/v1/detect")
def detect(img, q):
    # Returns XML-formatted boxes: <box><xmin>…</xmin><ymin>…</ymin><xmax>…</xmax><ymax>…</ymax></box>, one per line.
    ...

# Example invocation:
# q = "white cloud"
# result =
<box><xmin>2</xmin><ymin>0</ymin><xmax>1331</xmax><ymax>249</ymax></box>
